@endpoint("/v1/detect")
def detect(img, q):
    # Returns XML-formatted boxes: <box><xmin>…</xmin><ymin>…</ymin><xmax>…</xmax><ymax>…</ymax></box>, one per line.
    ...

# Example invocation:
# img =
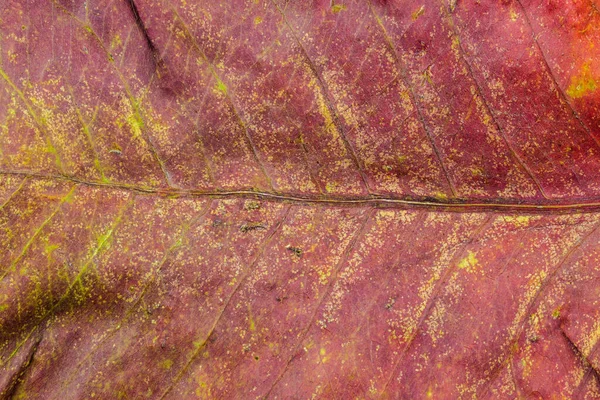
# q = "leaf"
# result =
<box><xmin>1</xmin><ymin>0</ymin><xmax>600</xmax><ymax>398</ymax></box>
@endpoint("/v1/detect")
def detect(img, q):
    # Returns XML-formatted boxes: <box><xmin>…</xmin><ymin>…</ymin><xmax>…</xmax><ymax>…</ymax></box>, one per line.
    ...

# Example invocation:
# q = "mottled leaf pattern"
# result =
<box><xmin>1</xmin><ymin>0</ymin><xmax>600</xmax><ymax>398</ymax></box>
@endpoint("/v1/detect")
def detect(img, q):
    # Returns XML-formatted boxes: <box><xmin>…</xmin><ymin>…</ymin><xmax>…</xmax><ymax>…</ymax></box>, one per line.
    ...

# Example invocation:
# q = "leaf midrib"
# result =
<box><xmin>3</xmin><ymin>170</ymin><xmax>600</xmax><ymax>213</ymax></box>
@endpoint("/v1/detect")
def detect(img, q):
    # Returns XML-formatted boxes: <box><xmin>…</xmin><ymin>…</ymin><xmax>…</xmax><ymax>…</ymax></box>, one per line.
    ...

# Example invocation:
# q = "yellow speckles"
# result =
<box><xmin>503</xmin><ymin>215</ymin><xmax>532</xmax><ymax>228</ymax></box>
<box><xmin>159</xmin><ymin>359</ymin><xmax>173</xmax><ymax>370</ymax></box>
<box><xmin>376</xmin><ymin>210</ymin><xmax>396</xmax><ymax>221</ymax></box>
<box><xmin>509</xmin><ymin>8</ymin><xmax>518</xmax><ymax>22</ymax></box>
<box><xmin>578</xmin><ymin>22</ymin><xmax>593</xmax><ymax>35</ymax></box>
<box><xmin>317</xmin><ymin>268</ymin><xmax>330</xmax><ymax>285</ymax></box>
<box><xmin>434</xmin><ymin>191</ymin><xmax>448</xmax><ymax>201</ymax></box>
<box><xmin>44</xmin><ymin>243</ymin><xmax>60</xmax><ymax>257</ymax></box>
<box><xmin>451</xmin><ymin>35</ymin><xmax>460</xmax><ymax>52</ymax></box>
<box><xmin>0</xmin><ymin>304</ymin><xmax>7</xmax><ymax>312</ymax></box>
<box><xmin>214</xmin><ymin>78</ymin><xmax>228</xmax><ymax>95</ymax></box>
<box><xmin>312</xmin><ymin>83</ymin><xmax>335</xmax><ymax>135</ymax></box>
<box><xmin>581</xmin><ymin>318</ymin><xmax>600</xmax><ymax>356</ymax></box>
<box><xmin>470</xmin><ymin>166</ymin><xmax>483</xmax><ymax>177</ymax></box>
<box><xmin>423</xmin><ymin>65</ymin><xmax>433</xmax><ymax>85</ymax></box>
<box><xmin>319</xmin><ymin>347</ymin><xmax>329</xmax><ymax>363</ymax></box>
<box><xmin>174</xmin><ymin>27</ymin><xmax>186</xmax><ymax>39</ymax></box>
<box><xmin>426</xmin><ymin>387</ymin><xmax>434</xmax><ymax>398</ymax></box>
<box><xmin>399</xmin><ymin>90</ymin><xmax>414</xmax><ymax>114</ymax></box>
<box><xmin>254</xmin><ymin>16</ymin><xmax>263</xmax><ymax>25</ymax></box>
<box><xmin>325</xmin><ymin>182</ymin><xmax>338</xmax><ymax>193</ymax></box>
<box><xmin>126</xmin><ymin>111</ymin><xmax>143</xmax><ymax>139</ymax></box>
<box><xmin>412</xmin><ymin>5</ymin><xmax>425</xmax><ymax>20</ymax></box>
<box><xmin>45</xmin><ymin>141</ymin><xmax>58</xmax><ymax>155</ymax></box>
<box><xmin>95</xmin><ymin>227</ymin><xmax>115</xmax><ymax>251</ymax></box>
<box><xmin>566</xmin><ymin>63</ymin><xmax>598</xmax><ymax>98</ymax></box>
<box><xmin>458</xmin><ymin>251</ymin><xmax>479</xmax><ymax>273</ymax></box>
<box><xmin>64</xmin><ymin>187</ymin><xmax>77</xmax><ymax>203</ymax></box>
<box><xmin>248</xmin><ymin>304</ymin><xmax>256</xmax><ymax>332</ymax></box>
<box><xmin>488</xmin><ymin>78</ymin><xmax>505</xmax><ymax>99</ymax></box>
<box><xmin>448</xmin><ymin>0</ymin><xmax>457</xmax><ymax>12</ymax></box>
<box><xmin>520</xmin><ymin>354</ymin><xmax>533</xmax><ymax>378</ymax></box>
<box><xmin>331</xmin><ymin>4</ymin><xmax>347</xmax><ymax>14</ymax></box>
<box><xmin>368</xmin><ymin>381</ymin><xmax>378</xmax><ymax>395</ymax></box>
<box><xmin>7</xmin><ymin>50</ymin><xmax>17</xmax><ymax>63</ymax></box>
<box><xmin>244</xmin><ymin>200</ymin><xmax>261</xmax><ymax>211</ymax></box>
<box><xmin>507</xmin><ymin>270</ymin><xmax>547</xmax><ymax>339</ymax></box>
<box><xmin>194</xmin><ymin>375</ymin><xmax>211</xmax><ymax>398</ymax></box>
<box><xmin>551</xmin><ymin>306</ymin><xmax>561</xmax><ymax>319</ymax></box>
<box><xmin>1</xmin><ymin>71</ymin><xmax>66</xmax><ymax>171</ymax></box>
<box><xmin>110</xmin><ymin>34</ymin><xmax>122</xmax><ymax>50</ymax></box>
<box><xmin>470</xmin><ymin>85</ymin><xmax>492</xmax><ymax>128</ymax></box>
<box><xmin>425</xmin><ymin>301</ymin><xmax>448</xmax><ymax>344</ymax></box>
<box><xmin>118</xmin><ymin>96</ymin><xmax>145</xmax><ymax>141</ymax></box>
<box><xmin>6</xmin><ymin>105</ymin><xmax>16</xmax><ymax>120</ymax></box>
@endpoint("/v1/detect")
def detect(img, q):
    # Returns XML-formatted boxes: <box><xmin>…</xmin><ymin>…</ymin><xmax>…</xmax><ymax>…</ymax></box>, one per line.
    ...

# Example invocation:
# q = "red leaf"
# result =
<box><xmin>1</xmin><ymin>0</ymin><xmax>600</xmax><ymax>398</ymax></box>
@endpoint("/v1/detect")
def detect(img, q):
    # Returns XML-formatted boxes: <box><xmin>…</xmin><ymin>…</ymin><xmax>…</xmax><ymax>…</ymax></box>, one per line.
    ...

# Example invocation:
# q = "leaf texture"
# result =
<box><xmin>1</xmin><ymin>0</ymin><xmax>600</xmax><ymax>398</ymax></box>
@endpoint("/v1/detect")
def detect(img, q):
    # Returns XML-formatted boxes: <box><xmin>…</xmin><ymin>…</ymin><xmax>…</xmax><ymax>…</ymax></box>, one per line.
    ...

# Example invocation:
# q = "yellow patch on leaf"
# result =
<box><xmin>412</xmin><ymin>5</ymin><xmax>425</xmax><ymax>20</ymax></box>
<box><xmin>331</xmin><ymin>4</ymin><xmax>347</xmax><ymax>14</ymax></box>
<box><xmin>566</xmin><ymin>63</ymin><xmax>598</xmax><ymax>98</ymax></box>
<box><xmin>458</xmin><ymin>251</ymin><xmax>479</xmax><ymax>273</ymax></box>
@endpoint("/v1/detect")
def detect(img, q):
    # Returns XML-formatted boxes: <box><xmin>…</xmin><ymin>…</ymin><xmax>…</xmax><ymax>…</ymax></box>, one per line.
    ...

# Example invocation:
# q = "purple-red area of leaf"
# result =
<box><xmin>1</xmin><ymin>0</ymin><xmax>600</xmax><ymax>398</ymax></box>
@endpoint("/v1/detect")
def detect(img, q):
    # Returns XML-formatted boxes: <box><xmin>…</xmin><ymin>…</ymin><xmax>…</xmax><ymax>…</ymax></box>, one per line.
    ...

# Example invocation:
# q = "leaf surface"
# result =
<box><xmin>1</xmin><ymin>0</ymin><xmax>600</xmax><ymax>398</ymax></box>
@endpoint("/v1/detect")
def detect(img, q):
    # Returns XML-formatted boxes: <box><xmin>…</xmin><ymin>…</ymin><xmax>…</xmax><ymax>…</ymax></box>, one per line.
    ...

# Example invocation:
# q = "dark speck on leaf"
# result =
<box><xmin>240</xmin><ymin>223</ymin><xmax>266</xmax><ymax>233</ymax></box>
<box><xmin>528</xmin><ymin>335</ymin><xmax>539</xmax><ymax>343</ymax></box>
<box><xmin>286</xmin><ymin>245</ymin><xmax>302</xmax><ymax>258</ymax></box>
<box><xmin>385</xmin><ymin>298</ymin><xmax>395</xmax><ymax>310</ymax></box>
